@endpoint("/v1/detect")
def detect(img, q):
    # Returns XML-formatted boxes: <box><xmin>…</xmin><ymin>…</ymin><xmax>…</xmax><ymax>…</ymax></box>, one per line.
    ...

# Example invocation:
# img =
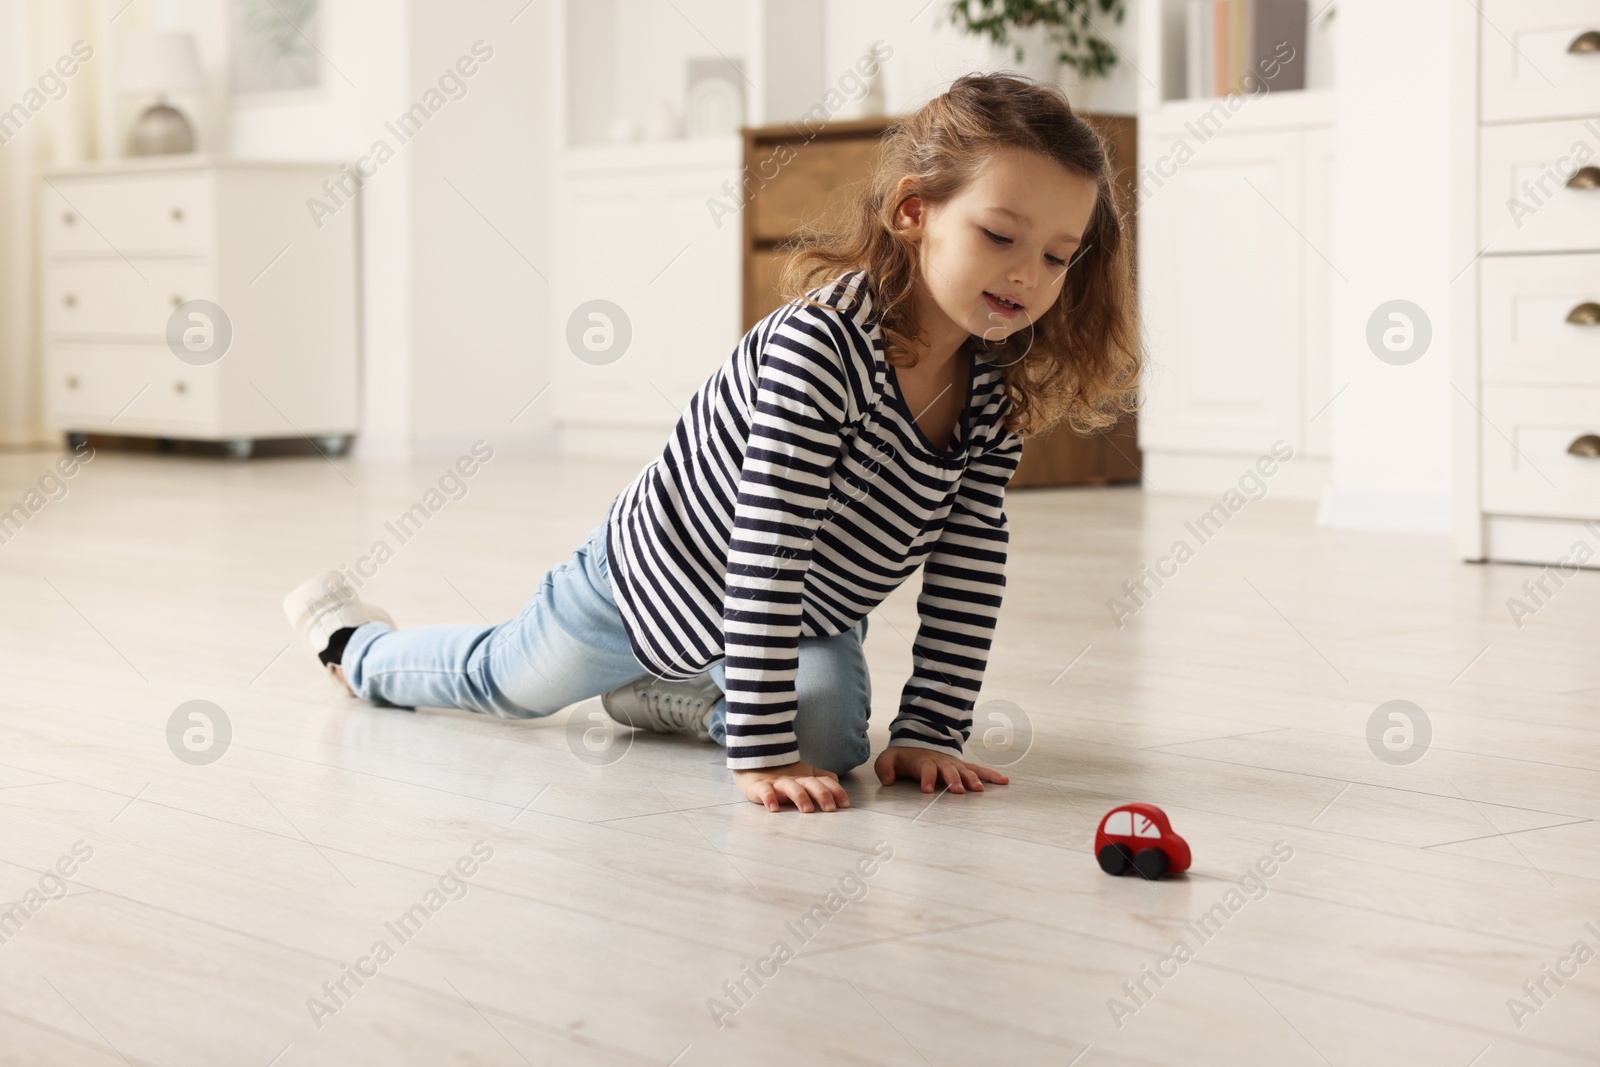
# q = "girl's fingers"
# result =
<box><xmin>919</xmin><ymin>760</ymin><xmax>938</xmax><ymax>794</ymax></box>
<box><xmin>753</xmin><ymin>782</ymin><xmax>780</xmax><ymax>811</ymax></box>
<box><xmin>821</xmin><ymin>776</ymin><xmax>851</xmax><ymax>808</ymax></box>
<box><xmin>803</xmin><ymin>778</ymin><xmax>837</xmax><ymax>812</ymax></box>
<box><xmin>970</xmin><ymin>762</ymin><xmax>1010</xmax><ymax>785</ymax></box>
<box><xmin>938</xmin><ymin>761</ymin><xmax>966</xmax><ymax>794</ymax></box>
<box><xmin>959</xmin><ymin>764</ymin><xmax>984</xmax><ymax>792</ymax></box>
<box><xmin>776</xmin><ymin>778</ymin><xmax>815</xmax><ymax>813</ymax></box>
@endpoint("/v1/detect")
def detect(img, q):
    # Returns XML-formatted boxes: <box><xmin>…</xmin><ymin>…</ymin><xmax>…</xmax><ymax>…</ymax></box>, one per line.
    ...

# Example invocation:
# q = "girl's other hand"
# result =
<box><xmin>733</xmin><ymin>762</ymin><xmax>851</xmax><ymax>813</ymax></box>
<box><xmin>874</xmin><ymin>746</ymin><xmax>1009</xmax><ymax>794</ymax></box>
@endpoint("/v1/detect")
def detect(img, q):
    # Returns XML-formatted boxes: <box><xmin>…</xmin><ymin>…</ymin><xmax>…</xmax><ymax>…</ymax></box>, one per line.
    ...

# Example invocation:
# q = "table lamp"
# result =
<box><xmin>120</xmin><ymin>29</ymin><xmax>203</xmax><ymax>154</ymax></box>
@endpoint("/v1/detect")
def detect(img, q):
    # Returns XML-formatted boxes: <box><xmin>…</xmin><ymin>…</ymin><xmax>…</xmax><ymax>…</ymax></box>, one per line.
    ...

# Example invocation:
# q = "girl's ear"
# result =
<box><xmin>892</xmin><ymin>176</ymin><xmax>925</xmax><ymax>239</ymax></box>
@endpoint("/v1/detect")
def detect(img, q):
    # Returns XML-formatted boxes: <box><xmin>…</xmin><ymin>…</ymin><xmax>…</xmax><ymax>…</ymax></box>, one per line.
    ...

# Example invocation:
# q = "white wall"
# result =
<box><xmin>404</xmin><ymin>0</ymin><xmax>553</xmax><ymax>459</ymax></box>
<box><xmin>1318</xmin><ymin>0</ymin><xmax>1453</xmax><ymax>533</ymax></box>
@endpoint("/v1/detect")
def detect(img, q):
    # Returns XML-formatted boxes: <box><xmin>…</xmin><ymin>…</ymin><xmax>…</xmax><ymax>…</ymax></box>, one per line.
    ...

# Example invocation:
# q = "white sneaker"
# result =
<box><xmin>281</xmin><ymin>569</ymin><xmax>396</xmax><ymax>695</ymax></box>
<box><xmin>600</xmin><ymin>674</ymin><xmax>721</xmax><ymax>741</ymax></box>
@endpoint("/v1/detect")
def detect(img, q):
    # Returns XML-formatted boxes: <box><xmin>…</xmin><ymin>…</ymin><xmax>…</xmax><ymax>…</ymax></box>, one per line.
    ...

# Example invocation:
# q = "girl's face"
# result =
<box><xmin>894</xmin><ymin>149</ymin><xmax>1101</xmax><ymax>353</ymax></box>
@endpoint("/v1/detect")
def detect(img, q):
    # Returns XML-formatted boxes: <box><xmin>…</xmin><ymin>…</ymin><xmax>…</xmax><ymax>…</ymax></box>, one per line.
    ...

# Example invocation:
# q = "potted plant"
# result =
<box><xmin>947</xmin><ymin>0</ymin><xmax>1129</xmax><ymax>79</ymax></box>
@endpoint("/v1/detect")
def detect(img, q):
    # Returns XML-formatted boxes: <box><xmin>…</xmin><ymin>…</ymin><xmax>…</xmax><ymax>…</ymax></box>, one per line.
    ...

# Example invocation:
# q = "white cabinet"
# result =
<box><xmin>549</xmin><ymin>139</ymin><xmax>743</xmax><ymax>458</ymax></box>
<box><xmin>1140</xmin><ymin>128</ymin><xmax>1306</xmax><ymax>454</ymax></box>
<box><xmin>37</xmin><ymin>157</ymin><xmax>359</xmax><ymax>457</ymax></box>
<box><xmin>1450</xmin><ymin>2</ymin><xmax>1600</xmax><ymax>564</ymax></box>
<box><xmin>1134</xmin><ymin>0</ymin><xmax>1337</xmax><ymax>496</ymax></box>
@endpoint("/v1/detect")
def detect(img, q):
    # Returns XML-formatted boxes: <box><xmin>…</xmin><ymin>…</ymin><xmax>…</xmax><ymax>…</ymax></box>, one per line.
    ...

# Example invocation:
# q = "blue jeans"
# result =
<box><xmin>340</xmin><ymin>505</ymin><xmax>874</xmax><ymax>774</ymax></box>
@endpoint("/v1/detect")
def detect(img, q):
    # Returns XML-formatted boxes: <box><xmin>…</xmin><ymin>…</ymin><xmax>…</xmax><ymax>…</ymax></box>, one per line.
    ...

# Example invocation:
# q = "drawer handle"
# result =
<box><xmin>1569</xmin><ymin>434</ymin><xmax>1600</xmax><ymax>457</ymax></box>
<box><xmin>174</xmin><ymin>380</ymin><xmax>188</xmax><ymax>395</ymax></box>
<box><xmin>1569</xmin><ymin>302</ymin><xmax>1600</xmax><ymax>325</ymax></box>
<box><xmin>63</xmin><ymin>293</ymin><xmax>76</xmax><ymax>308</ymax></box>
<box><xmin>1567</xmin><ymin>166</ymin><xmax>1600</xmax><ymax>190</ymax></box>
<box><xmin>171</xmin><ymin>207</ymin><xmax>185</xmax><ymax>222</ymax></box>
<box><xmin>1570</xmin><ymin>30</ymin><xmax>1600</xmax><ymax>53</ymax></box>
<box><xmin>65</xmin><ymin>375</ymin><xmax>79</xmax><ymax>390</ymax></box>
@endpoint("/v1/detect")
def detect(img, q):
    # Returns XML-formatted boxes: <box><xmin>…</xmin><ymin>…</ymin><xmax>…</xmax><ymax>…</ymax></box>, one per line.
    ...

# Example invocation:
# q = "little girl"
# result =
<box><xmin>282</xmin><ymin>73</ymin><xmax>1139</xmax><ymax>814</ymax></box>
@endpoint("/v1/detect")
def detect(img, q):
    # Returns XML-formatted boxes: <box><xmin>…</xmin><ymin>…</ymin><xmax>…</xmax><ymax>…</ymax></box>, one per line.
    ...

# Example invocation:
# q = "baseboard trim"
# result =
<box><xmin>1141</xmin><ymin>450</ymin><xmax>1330</xmax><ymax>501</ymax></box>
<box><xmin>1315</xmin><ymin>487</ymin><xmax>1452</xmax><ymax>534</ymax></box>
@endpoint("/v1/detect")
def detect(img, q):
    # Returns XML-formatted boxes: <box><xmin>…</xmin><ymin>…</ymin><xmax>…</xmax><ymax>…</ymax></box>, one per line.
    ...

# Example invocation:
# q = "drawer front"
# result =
<box><xmin>1481</xmin><ymin>253</ymin><xmax>1600</xmax><ymax>384</ymax></box>
<box><xmin>40</xmin><ymin>173</ymin><xmax>212</xmax><ymax>257</ymax></box>
<box><xmin>43</xmin><ymin>261</ymin><xmax>215</xmax><ymax>339</ymax></box>
<box><xmin>46</xmin><ymin>345</ymin><xmax>218</xmax><ymax>430</ymax></box>
<box><xmin>749</xmin><ymin>136</ymin><xmax>882</xmax><ymax>243</ymax></box>
<box><xmin>1481</xmin><ymin>0</ymin><xmax>1600</xmax><ymax>123</ymax></box>
<box><xmin>1481</xmin><ymin>385</ymin><xmax>1600</xmax><ymax>518</ymax></box>
<box><xmin>1480</xmin><ymin>119</ymin><xmax>1600</xmax><ymax>253</ymax></box>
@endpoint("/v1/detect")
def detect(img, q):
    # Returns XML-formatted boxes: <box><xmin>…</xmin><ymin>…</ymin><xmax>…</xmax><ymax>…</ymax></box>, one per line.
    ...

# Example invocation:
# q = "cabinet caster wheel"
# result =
<box><xmin>314</xmin><ymin>434</ymin><xmax>352</xmax><ymax>456</ymax></box>
<box><xmin>65</xmin><ymin>432</ymin><xmax>88</xmax><ymax>451</ymax></box>
<box><xmin>225</xmin><ymin>439</ymin><xmax>254</xmax><ymax>460</ymax></box>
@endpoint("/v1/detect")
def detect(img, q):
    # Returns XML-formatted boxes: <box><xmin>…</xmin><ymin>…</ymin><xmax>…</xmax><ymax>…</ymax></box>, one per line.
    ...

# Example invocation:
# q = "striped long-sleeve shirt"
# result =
<box><xmin>605</xmin><ymin>270</ymin><xmax>1023</xmax><ymax>769</ymax></box>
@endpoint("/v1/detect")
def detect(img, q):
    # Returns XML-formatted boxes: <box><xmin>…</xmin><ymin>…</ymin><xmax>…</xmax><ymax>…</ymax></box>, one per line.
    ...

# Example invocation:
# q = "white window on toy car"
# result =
<box><xmin>1103</xmin><ymin>810</ymin><xmax>1163</xmax><ymax>838</ymax></box>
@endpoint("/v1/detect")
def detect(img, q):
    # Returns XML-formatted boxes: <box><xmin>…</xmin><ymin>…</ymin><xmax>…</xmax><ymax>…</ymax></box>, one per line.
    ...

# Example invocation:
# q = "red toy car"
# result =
<box><xmin>1094</xmin><ymin>803</ymin><xmax>1191</xmax><ymax>879</ymax></box>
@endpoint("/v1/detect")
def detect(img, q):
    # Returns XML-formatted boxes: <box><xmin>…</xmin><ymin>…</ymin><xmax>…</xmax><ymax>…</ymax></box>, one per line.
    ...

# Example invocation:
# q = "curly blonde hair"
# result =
<box><xmin>779</xmin><ymin>72</ymin><xmax>1140</xmax><ymax>438</ymax></box>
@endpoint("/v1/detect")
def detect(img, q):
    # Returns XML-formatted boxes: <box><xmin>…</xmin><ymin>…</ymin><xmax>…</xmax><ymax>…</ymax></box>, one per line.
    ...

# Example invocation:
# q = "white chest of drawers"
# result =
<box><xmin>1451</xmin><ymin>2</ymin><xmax>1600</xmax><ymax>565</ymax></box>
<box><xmin>37</xmin><ymin>156</ymin><xmax>359</xmax><ymax>457</ymax></box>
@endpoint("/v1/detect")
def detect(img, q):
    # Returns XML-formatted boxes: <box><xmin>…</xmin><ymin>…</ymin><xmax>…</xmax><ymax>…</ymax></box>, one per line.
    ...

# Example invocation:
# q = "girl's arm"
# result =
<box><xmin>882</xmin><ymin>428</ymin><xmax>1023</xmax><ymax>781</ymax></box>
<box><xmin>721</xmin><ymin>307</ymin><xmax>855</xmax><ymax>772</ymax></box>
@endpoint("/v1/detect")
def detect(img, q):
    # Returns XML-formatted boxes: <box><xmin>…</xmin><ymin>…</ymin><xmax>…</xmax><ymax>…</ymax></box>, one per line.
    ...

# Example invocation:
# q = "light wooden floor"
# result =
<box><xmin>1</xmin><ymin>445</ymin><xmax>1597</xmax><ymax>1067</ymax></box>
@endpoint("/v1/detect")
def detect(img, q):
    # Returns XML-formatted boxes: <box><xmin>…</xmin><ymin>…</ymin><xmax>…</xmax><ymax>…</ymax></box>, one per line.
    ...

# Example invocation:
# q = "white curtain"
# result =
<box><xmin>0</xmin><ymin>0</ymin><xmax>155</xmax><ymax>444</ymax></box>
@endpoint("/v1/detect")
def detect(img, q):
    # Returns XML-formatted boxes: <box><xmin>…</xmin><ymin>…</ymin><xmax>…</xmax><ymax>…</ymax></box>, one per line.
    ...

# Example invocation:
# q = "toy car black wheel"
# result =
<box><xmin>1097</xmin><ymin>843</ymin><xmax>1134</xmax><ymax>875</ymax></box>
<box><xmin>1133</xmin><ymin>847</ymin><xmax>1170</xmax><ymax>880</ymax></box>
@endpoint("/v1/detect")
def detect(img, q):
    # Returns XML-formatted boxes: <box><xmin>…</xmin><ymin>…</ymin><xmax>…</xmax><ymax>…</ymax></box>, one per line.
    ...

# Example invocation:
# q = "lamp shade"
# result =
<box><xmin>120</xmin><ymin>30</ymin><xmax>203</xmax><ymax>93</ymax></box>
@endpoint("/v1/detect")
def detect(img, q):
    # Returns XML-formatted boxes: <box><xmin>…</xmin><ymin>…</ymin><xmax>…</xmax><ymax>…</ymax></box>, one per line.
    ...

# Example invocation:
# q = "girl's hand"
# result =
<box><xmin>874</xmin><ymin>746</ymin><xmax>1010</xmax><ymax>794</ymax></box>
<box><xmin>733</xmin><ymin>761</ymin><xmax>851</xmax><ymax>813</ymax></box>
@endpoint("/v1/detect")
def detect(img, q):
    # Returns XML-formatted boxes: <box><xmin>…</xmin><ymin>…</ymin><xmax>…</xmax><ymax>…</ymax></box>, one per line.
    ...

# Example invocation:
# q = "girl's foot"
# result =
<box><xmin>281</xmin><ymin>570</ymin><xmax>396</xmax><ymax>697</ymax></box>
<box><xmin>600</xmin><ymin>675</ymin><xmax>720</xmax><ymax>740</ymax></box>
